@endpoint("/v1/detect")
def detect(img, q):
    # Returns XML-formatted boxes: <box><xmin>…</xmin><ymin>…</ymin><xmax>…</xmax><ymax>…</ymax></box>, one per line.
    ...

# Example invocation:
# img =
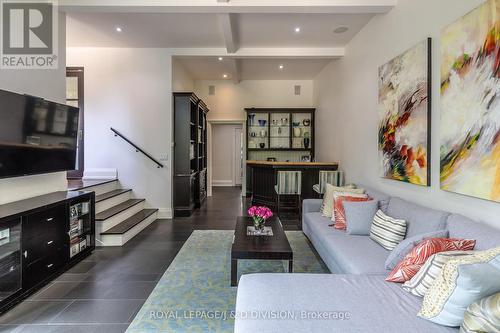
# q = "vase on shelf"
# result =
<box><xmin>303</xmin><ymin>137</ymin><xmax>310</xmax><ymax>149</ymax></box>
<box><xmin>293</xmin><ymin>127</ymin><xmax>302</xmax><ymax>137</ymax></box>
<box><xmin>248</xmin><ymin>114</ymin><xmax>255</xmax><ymax>126</ymax></box>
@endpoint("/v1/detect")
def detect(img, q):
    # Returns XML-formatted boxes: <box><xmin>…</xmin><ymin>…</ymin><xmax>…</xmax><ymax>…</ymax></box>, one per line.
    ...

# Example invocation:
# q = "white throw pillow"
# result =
<box><xmin>320</xmin><ymin>184</ymin><xmax>365</xmax><ymax>218</ymax></box>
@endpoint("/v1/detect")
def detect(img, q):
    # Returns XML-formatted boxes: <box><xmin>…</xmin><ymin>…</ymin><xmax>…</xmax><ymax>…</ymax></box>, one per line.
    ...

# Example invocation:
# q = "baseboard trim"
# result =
<box><xmin>158</xmin><ymin>207</ymin><xmax>172</xmax><ymax>219</ymax></box>
<box><xmin>212</xmin><ymin>180</ymin><xmax>234</xmax><ymax>187</ymax></box>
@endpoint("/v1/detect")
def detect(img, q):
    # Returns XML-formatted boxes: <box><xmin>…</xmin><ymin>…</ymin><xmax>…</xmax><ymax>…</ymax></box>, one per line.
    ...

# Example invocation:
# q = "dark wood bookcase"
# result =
<box><xmin>173</xmin><ymin>93</ymin><xmax>209</xmax><ymax>217</ymax></box>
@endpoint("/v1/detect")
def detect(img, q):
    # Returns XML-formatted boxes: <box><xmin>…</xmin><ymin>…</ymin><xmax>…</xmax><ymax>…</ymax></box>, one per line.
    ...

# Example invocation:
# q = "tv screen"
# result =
<box><xmin>0</xmin><ymin>89</ymin><xmax>80</xmax><ymax>179</ymax></box>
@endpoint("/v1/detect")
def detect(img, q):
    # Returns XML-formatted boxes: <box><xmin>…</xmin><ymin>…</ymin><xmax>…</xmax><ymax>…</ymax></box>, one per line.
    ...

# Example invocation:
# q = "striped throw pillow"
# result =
<box><xmin>402</xmin><ymin>251</ymin><xmax>474</xmax><ymax>297</ymax></box>
<box><xmin>461</xmin><ymin>292</ymin><xmax>500</xmax><ymax>333</ymax></box>
<box><xmin>370</xmin><ymin>210</ymin><xmax>407</xmax><ymax>251</ymax></box>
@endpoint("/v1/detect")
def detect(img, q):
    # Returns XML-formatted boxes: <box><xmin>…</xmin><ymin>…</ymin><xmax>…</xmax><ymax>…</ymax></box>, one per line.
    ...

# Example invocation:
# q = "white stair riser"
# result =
<box><xmin>96</xmin><ymin>201</ymin><xmax>145</xmax><ymax>236</ymax></box>
<box><xmin>82</xmin><ymin>181</ymin><xmax>119</xmax><ymax>196</ymax></box>
<box><xmin>98</xmin><ymin>212</ymin><xmax>158</xmax><ymax>247</ymax></box>
<box><xmin>95</xmin><ymin>192</ymin><xmax>132</xmax><ymax>214</ymax></box>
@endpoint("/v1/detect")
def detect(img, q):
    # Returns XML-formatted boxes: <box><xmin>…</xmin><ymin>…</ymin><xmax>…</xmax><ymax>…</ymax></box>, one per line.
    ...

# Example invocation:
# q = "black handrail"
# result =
<box><xmin>110</xmin><ymin>127</ymin><xmax>164</xmax><ymax>168</ymax></box>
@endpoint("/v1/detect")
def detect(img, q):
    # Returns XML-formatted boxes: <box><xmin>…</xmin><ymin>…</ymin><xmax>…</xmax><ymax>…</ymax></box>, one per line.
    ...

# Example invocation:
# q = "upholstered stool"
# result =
<box><xmin>313</xmin><ymin>170</ymin><xmax>344</xmax><ymax>196</ymax></box>
<box><xmin>275</xmin><ymin>171</ymin><xmax>302</xmax><ymax>224</ymax></box>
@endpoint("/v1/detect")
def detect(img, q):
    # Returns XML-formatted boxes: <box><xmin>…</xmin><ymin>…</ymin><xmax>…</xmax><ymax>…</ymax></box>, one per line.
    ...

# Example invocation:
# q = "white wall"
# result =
<box><xmin>195</xmin><ymin>80</ymin><xmax>314</xmax><ymax>120</ymax></box>
<box><xmin>212</xmin><ymin>124</ymin><xmax>241</xmax><ymax>186</ymax></box>
<box><xmin>0</xmin><ymin>14</ymin><xmax>68</xmax><ymax>205</ymax></box>
<box><xmin>313</xmin><ymin>0</ymin><xmax>500</xmax><ymax>229</ymax></box>
<box><xmin>172</xmin><ymin>58</ymin><xmax>194</xmax><ymax>92</ymax></box>
<box><xmin>66</xmin><ymin>47</ymin><xmax>173</xmax><ymax>217</ymax></box>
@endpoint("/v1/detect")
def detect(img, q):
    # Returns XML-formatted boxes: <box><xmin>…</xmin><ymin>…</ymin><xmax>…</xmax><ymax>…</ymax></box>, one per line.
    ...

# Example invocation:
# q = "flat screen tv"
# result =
<box><xmin>0</xmin><ymin>89</ymin><xmax>80</xmax><ymax>179</ymax></box>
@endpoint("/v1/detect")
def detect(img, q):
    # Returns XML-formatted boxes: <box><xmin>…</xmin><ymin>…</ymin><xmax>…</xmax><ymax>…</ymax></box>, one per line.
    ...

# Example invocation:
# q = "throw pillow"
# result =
<box><xmin>418</xmin><ymin>247</ymin><xmax>500</xmax><ymax>327</ymax></box>
<box><xmin>461</xmin><ymin>292</ymin><xmax>500</xmax><ymax>333</ymax></box>
<box><xmin>384</xmin><ymin>230</ymin><xmax>449</xmax><ymax>270</ymax></box>
<box><xmin>386</xmin><ymin>238</ymin><xmax>476</xmax><ymax>283</ymax></box>
<box><xmin>402</xmin><ymin>250</ymin><xmax>474</xmax><ymax>297</ymax></box>
<box><xmin>332</xmin><ymin>194</ymin><xmax>370</xmax><ymax>230</ymax></box>
<box><xmin>320</xmin><ymin>184</ymin><xmax>365</xmax><ymax>218</ymax></box>
<box><xmin>369</xmin><ymin>210</ymin><xmax>407</xmax><ymax>251</ymax></box>
<box><xmin>344</xmin><ymin>200</ymin><xmax>379</xmax><ymax>235</ymax></box>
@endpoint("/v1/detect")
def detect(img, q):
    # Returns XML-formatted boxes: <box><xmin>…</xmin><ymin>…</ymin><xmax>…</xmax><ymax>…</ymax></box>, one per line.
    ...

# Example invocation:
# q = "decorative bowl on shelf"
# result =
<box><xmin>292</xmin><ymin>122</ymin><xmax>300</xmax><ymax>127</ymax></box>
<box><xmin>258</xmin><ymin>119</ymin><xmax>267</xmax><ymax>127</ymax></box>
<box><xmin>303</xmin><ymin>119</ymin><xmax>311</xmax><ymax>126</ymax></box>
<box><xmin>259</xmin><ymin>143</ymin><xmax>266</xmax><ymax>149</ymax></box>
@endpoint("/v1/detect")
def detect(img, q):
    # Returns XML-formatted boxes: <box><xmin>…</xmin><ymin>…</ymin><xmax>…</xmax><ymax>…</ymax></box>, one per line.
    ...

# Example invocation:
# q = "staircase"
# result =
<box><xmin>70</xmin><ymin>179</ymin><xmax>158</xmax><ymax>246</ymax></box>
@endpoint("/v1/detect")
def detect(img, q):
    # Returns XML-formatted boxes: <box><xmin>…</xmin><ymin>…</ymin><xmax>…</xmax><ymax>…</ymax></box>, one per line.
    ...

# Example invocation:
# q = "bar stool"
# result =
<box><xmin>313</xmin><ymin>170</ymin><xmax>344</xmax><ymax>196</ymax></box>
<box><xmin>275</xmin><ymin>170</ymin><xmax>302</xmax><ymax>223</ymax></box>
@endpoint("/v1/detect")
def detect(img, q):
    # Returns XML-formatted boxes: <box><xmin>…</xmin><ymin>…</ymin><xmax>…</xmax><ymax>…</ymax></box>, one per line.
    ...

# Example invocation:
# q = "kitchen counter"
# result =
<box><xmin>246</xmin><ymin>160</ymin><xmax>339</xmax><ymax>209</ymax></box>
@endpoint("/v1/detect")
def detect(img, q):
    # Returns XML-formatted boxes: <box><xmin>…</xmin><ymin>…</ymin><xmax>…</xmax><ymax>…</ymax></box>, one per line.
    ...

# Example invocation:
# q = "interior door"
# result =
<box><xmin>66</xmin><ymin>67</ymin><xmax>84</xmax><ymax>179</ymax></box>
<box><xmin>233</xmin><ymin>127</ymin><xmax>243</xmax><ymax>186</ymax></box>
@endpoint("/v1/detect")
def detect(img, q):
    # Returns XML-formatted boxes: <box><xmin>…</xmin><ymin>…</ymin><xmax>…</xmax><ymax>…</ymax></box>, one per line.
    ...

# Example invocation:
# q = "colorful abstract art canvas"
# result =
<box><xmin>440</xmin><ymin>0</ymin><xmax>500</xmax><ymax>202</ymax></box>
<box><xmin>378</xmin><ymin>39</ymin><xmax>431</xmax><ymax>186</ymax></box>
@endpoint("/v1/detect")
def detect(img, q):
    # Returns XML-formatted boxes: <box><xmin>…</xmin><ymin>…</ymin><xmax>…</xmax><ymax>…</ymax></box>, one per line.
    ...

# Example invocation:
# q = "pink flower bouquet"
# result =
<box><xmin>248</xmin><ymin>206</ymin><xmax>273</xmax><ymax>230</ymax></box>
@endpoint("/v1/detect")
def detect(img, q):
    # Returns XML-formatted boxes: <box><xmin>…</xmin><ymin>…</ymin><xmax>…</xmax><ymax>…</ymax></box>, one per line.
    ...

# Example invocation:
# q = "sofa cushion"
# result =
<box><xmin>235</xmin><ymin>273</ymin><xmax>458</xmax><ymax>333</ymax></box>
<box><xmin>344</xmin><ymin>200</ymin><xmax>379</xmax><ymax>235</ymax></box>
<box><xmin>447</xmin><ymin>214</ymin><xmax>500</xmax><ymax>250</ymax></box>
<box><xmin>333</xmin><ymin>194</ymin><xmax>370</xmax><ymax>230</ymax></box>
<box><xmin>387</xmin><ymin>197</ymin><xmax>449</xmax><ymax>238</ymax></box>
<box><xmin>362</xmin><ymin>185</ymin><xmax>390</xmax><ymax>213</ymax></box>
<box><xmin>370</xmin><ymin>210</ymin><xmax>407</xmax><ymax>251</ymax></box>
<box><xmin>385</xmin><ymin>230</ymin><xmax>449</xmax><ymax>270</ymax></box>
<box><xmin>304</xmin><ymin>212</ymin><xmax>389</xmax><ymax>274</ymax></box>
<box><xmin>461</xmin><ymin>292</ymin><xmax>500</xmax><ymax>333</ymax></box>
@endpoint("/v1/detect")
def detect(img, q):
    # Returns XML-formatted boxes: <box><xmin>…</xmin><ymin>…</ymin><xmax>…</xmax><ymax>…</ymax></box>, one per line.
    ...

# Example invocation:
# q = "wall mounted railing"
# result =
<box><xmin>110</xmin><ymin>127</ymin><xmax>164</xmax><ymax>168</ymax></box>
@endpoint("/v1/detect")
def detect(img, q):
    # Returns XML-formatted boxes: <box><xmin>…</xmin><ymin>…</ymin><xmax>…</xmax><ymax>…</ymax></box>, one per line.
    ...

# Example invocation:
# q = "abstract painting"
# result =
<box><xmin>378</xmin><ymin>39</ymin><xmax>431</xmax><ymax>186</ymax></box>
<box><xmin>440</xmin><ymin>0</ymin><xmax>500</xmax><ymax>202</ymax></box>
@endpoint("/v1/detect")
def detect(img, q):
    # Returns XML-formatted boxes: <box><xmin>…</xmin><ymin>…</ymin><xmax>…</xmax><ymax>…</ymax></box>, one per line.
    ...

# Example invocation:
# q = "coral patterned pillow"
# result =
<box><xmin>333</xmin><ymin>194</ymin><xmax>370</xmax><ymax>230</ymax></box>
<box><xmin>386</xmin><ymin>238</ymin><xmax>476</xmax><ymax>283</ymax></box>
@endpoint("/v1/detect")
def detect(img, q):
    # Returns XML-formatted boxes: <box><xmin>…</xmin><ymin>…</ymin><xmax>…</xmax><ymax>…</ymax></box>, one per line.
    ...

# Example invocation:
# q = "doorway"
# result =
<box><xmin>209</xmin><ymin>122</ymin><xmax>245</xmax><ymax>194</ymax></box>
<box><xmin>66</xmin><ymin>67</ymin><xmax>84</xmax><ymax>179</ymax></box>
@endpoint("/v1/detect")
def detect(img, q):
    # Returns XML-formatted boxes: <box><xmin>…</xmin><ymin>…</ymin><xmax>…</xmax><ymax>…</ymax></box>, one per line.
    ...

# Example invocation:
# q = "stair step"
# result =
<box><xmin>101</xmin><ymin>209</ymin><xmax>158</xmax><ymax>235</ymax></box>
<box><xmin>95</xmin><ymin>189</ymin><xmax>132</xmax><ymax>203</ymax></box>
<box><xmin>96</xmin><ymin>199</ymin><xmax>145</xmax><ymax>221</ymax></box>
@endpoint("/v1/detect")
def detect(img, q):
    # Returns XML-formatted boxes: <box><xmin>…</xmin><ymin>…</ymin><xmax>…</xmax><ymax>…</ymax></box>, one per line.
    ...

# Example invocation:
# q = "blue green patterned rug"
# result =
<box><xmin>126</xmin><ymin>230</ymin><xmax>329</xmax><ymax>333</ymax></box>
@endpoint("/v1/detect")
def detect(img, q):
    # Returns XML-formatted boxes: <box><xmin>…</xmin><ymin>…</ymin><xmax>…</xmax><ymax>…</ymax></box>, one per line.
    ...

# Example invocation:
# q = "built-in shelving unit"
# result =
<box><xmin>173</xmin><ymin>92</ymin><xmax>209</xmax><ymax>217</ymax></box>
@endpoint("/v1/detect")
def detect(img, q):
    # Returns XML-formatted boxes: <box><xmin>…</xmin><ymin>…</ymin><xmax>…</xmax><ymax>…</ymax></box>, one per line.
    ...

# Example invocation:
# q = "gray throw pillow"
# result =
<box><xmin>384</xmin><ymin>230</ymin><xmax>449</xmax><ymax>270</ymax></box>
<box><xmin>344</xmin><ymin>200</ymin><xmax>379</xmax><ymax>235</ymax></box>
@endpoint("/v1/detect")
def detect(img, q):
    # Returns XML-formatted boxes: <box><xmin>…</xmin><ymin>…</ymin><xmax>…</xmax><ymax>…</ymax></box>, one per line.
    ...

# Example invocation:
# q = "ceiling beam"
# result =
<box><xmin>229</xmin><ymin>58</ymin><xmax>241</xmax><ymax>84</ymax></box>
<box><xmin>59</xmin><ymin>0</ymin><xmax>396</xmax><ymax>14</ymax></box>
<box><xmin>218</xmin><ymin>13</ymin><xmax>239</xmax><ymax>54</ymax></box>
<box><xmin>168</xmin><ymin>47</ymin><xmax>345</xmax><ymax>58</ymax></box>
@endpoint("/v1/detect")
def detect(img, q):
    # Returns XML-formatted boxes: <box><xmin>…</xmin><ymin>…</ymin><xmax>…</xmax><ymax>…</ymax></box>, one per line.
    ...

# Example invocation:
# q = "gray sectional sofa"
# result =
<box><xmin>235</xmin><ymin>186</ymin><xmax>500</xmax><ymax>333</ymax></box>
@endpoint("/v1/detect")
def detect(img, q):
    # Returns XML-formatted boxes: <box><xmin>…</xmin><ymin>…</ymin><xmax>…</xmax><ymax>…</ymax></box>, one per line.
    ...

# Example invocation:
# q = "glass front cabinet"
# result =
<box><xmin>246</xmin><ymin>108</ymin><xmax>315</xmax><ymax>162</ymax></box>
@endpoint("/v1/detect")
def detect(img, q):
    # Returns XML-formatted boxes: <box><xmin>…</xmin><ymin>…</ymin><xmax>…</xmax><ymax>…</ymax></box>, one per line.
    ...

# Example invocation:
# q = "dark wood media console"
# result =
<box><xmin>0</xmin><ymin>191</ymin><xmax>95</xmax><ymax>313</ymax></box>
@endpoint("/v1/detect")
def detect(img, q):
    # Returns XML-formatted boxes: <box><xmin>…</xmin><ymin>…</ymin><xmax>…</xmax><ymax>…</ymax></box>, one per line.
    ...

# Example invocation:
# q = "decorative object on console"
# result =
<box><xmin>384</xmin><ymin>230</ymin><xmax>449</xmax><ymax>270</ymax></box>
<box><xmin>247</xmin><ymin>206</ymin><xmax>273</xmax><ymax>233</ymax></box>
<box><xmin>378</xmin><ymin>38</ymin><xmax>431</xmax><ymax>186</ymax></box>
<box><xmin>258</xmin><ymin>119</ymin><xmax>267</xmax><ymax>127</ymax></box>
<box><xmin>386</xmin><ymin>238</ymin><xmax>476</xmax><ymax>283</ymax></box>
<box><xmin>303</xmin><ymin>137</ymin><xmax>310</xmax><ymax>149</ymax></box>
<box><xmin>440</xmin><ymin>0</ymin><xmax>500</xmax><ymax>203</ymax></box>
<box><xmin>292</xmin><ymin>121</ymin><xmax>300</xmax><ymax>127</ymax></box>
<box><xmin>259</xmin><ymin>143</ymin><xmax>266</xmax><ymax>149</ymax></box>
<box><xmin>293</xmin><ymin>127</ymin><xmax>302</xmax><ymax>137</ymax></box>
<box><xmin>302</xmin><ymin>119</ymin><xmax>311</xmax><ymax>126</ymax></box>
<box><xmin>300</xmin><ymin>155</ymin><xmax>310</xmax><ymax>162</ymax></box>
<box><xmin>370</xmin><ymin>210</ymin><xmax>407</xmax><ymax>251</ymax></box>
<box><xmin>332</xmin><ymin>194</ymin><xmax>370</xmax><ymax>230</ymax></box>
<box><xmin>402</xmin><ymin>250</ymin><xmax>473</xmax><ymax>297</ymax></box>
<box><xmin>461</xmin><ymin>292</ymin><xmax>500</xmax><ymax>333</ymax></box>
<box><xmin>418</xmin><ymin>247</ymin><xmax>500</xmax><ymax>327</ymax></box>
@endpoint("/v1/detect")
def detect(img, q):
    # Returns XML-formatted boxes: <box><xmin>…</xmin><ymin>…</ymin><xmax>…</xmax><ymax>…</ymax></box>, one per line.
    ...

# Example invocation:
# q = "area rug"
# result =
<box><xmin>126</xmin><ymin>230</ymin><xmax>329</xmax><ymax>333</ymax></box>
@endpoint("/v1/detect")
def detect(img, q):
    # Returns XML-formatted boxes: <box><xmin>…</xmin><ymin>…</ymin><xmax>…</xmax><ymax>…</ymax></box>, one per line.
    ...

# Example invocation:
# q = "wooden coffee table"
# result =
<box><xmin>231</xmin><ymin>216</ymin><xmax>293</xmax><ymax>286</ymax></box>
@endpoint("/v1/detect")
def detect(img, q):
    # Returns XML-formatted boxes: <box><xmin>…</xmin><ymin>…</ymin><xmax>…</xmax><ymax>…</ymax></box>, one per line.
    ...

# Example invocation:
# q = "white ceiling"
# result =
<box><xmin>66</xmin><ymin>12</ymin><xmax>373</xmax><ymax>48</ymax></box>
<box><xmin>176</xmin><ymin>57</ymin><xmax>332</xmax><ymax>80</ymax></box>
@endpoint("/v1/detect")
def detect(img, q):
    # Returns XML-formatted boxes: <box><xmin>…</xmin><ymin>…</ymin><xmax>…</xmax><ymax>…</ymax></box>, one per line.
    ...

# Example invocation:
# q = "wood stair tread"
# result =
<box><xmin>96</xmin><ymin>199</ymin><xmax>145</xmax><ymax>221</ymax></box>
<box><xmin>101</xmin><ymin>209</ymin><xmax>158</xmax><ymax>235</ymax></box>
<box><xmin>95</xmin><ymin>189</ymin><xmax>132</xmax><ymax>203</ymax></box>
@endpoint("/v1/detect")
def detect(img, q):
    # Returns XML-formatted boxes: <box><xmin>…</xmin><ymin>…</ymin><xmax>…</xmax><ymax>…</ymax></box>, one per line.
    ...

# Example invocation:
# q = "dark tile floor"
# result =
<box><xmin>0</xmin><ymin>187</ymin><xmax>264</xmax><ymax>333</ymax></box>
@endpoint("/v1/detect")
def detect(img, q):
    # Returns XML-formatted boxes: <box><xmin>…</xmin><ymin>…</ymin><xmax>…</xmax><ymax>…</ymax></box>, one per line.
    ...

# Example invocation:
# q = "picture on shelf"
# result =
<box><xmin>378</xmin><ymin>38</ymin><xmax>431</xmax><ymax>186</ymax></box>
<box><xmin>301</xmin><ymin>155</ymin><xmax>311</xmax><ymax>162</ymax></box>
<box><xmin>440</xmin><ymin>0</ymin><xmax>500</xmax><ymax>202</ymax></box>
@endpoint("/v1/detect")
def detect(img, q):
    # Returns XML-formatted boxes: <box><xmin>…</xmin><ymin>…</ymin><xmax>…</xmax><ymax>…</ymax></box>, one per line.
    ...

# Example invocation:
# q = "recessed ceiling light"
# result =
<box><xmin>115</xmin><ymin>26</ymin><xmax>123</xmax><ymax>32</ymax></box>
<box><xmin>223</xmin><ymin>74</ymin><xmax>228</xmax><ymax>78</ymax></box>
<box><xmin>279</xmin><ymin>64</ymin><xmax>284</xmax><ymax>70</ymax></box>
<box><xmin>333</xmin><ymin>26</ymin><xmax>349</xmax><ymax>34</ymax></box>
<box><xmin>218</xmin><ymin>57</ymin><xmax>223</xmax><ymax>61</ymax></box>
<box><xmin>294</xmin><ymin>27</ymin><xmax>301</xmax><ymax>33</ymax></box>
